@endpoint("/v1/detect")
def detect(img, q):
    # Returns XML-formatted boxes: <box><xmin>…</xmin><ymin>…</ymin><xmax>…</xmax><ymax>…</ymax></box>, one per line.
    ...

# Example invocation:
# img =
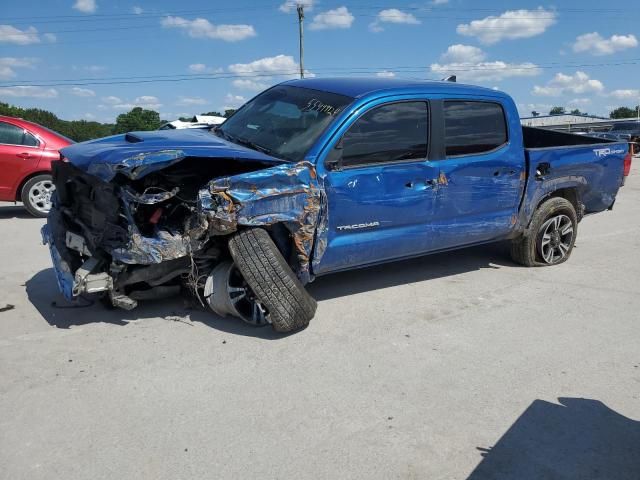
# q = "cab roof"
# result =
<box><xmin>282</xmin><ymin>77</ymin><xmax>507</xmax><ymax>99</ymax></box>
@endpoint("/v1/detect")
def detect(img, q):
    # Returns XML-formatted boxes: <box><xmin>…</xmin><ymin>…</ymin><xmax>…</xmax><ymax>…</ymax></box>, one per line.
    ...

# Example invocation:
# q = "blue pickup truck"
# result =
<box><xmin>43</xmin><ymin>78</ymin><xmax>632</xmax><ymax>332</ymax></box>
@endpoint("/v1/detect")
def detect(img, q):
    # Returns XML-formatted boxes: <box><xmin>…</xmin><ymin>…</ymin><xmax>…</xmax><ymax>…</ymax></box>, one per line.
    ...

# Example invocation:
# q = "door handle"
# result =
<box><xmin>16</xmin><ymin>152</ymin><xmax>34</xmax><ymax>159</ymax></box>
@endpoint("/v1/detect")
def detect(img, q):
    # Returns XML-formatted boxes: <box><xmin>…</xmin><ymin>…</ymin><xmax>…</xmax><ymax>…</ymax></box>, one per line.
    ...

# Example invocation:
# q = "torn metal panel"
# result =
<box><xmin>199</xmin><ymin>161</ymin><xmax>321</xmax><ymax>281</ymax></box>
<box><xmin>86</xmin><ymin>149</ymin><xmax>187</xmax><ymax>182</ymax></box>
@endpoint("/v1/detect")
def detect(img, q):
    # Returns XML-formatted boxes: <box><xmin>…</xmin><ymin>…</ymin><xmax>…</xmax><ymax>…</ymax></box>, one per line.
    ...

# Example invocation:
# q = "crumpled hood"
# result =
<box><xmin>60</xmin><ymin>129</ymin><xmax>286</xmax><ymax>181</ymax></box>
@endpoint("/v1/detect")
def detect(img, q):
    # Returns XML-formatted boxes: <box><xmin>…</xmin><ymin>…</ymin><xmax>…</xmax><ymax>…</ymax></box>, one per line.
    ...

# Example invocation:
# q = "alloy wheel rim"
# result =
<box><xmin>28</xmin><ymin>180</ymin><xmax>55</xmax><ymax>213</ymax></box>
<box><xmin>227</xmin><ymin>266</ymin><xmax>270</xmax><ymax>326</ymax></box>
<box><xmin>539</xmin><ymin>214</ymin><xmax>574</xmax><ymax>264</ymax></box>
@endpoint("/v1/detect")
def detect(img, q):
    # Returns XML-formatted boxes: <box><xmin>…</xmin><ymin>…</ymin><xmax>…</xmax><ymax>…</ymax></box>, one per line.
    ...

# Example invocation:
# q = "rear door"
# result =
<box><xmin>314</xmin><ymin>100</ymin><xmax>440</xmax><ymax>274</ymax></box>
<box><xmin>429</xmin><ymin>100</ymin><xmax>525</xmax><ymax>249</ymax></box>
<box><xmin>0</xmin><ymin>121</ymin><xmax>43</xmax><ymax>200</ymax></box>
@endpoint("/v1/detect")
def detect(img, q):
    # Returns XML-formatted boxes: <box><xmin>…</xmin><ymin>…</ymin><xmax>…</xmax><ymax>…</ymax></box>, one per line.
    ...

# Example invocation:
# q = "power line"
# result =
<box><xmin>1</xmin><ymin>59</ymin><xmax>638</xmax><ymax>88</ymax></box>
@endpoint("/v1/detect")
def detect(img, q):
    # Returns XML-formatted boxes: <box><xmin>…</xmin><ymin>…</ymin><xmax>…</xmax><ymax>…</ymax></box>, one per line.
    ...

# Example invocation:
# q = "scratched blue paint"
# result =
<box><xmin>41</xmin><ymin>225</ymin><xmax>75</xmax><ymax>300</ymax></box>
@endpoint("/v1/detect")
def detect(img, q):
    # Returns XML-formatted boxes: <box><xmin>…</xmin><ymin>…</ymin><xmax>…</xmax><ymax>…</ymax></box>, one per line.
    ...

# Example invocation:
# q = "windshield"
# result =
<box><xmin>217</xmin><ymin>85</ymin><xmax>353</xmax><ymax>162</ymax></box>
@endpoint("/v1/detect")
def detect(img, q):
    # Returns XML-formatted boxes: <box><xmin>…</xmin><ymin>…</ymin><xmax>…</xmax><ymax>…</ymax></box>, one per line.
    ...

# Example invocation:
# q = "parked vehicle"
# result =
<box><xmin>0</xmin><ymin>116</ymin><xmax>73</xmax><ymax>217</ymax></box>
<box><xmin>159</xmin><ymin>115</ymin><xmax>225</xmax><ymax>130</ymax></box>
<box><xmin>42</xmin><ymin>78</ymin><xmax>632</xmax><ymax>332</ymax></box>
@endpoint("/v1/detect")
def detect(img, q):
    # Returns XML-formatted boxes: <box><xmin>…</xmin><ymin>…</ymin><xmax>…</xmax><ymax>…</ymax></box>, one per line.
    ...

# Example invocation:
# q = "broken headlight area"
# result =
<box><xmin>41</xmin><ymin>157</ymin><xmax>321</xmax><ymax>313</ymax></box>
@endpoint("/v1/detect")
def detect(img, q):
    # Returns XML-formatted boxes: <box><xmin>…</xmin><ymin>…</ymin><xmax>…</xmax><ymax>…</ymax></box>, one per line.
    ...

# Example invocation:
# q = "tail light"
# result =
<box><xmin>623</xmin><ymin>151</ymin><xmax>632</xmax><ymax>177</ymax></box>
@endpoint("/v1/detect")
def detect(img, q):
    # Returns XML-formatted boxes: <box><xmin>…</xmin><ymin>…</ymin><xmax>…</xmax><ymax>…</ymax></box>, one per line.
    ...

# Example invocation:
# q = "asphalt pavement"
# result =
<box><xmin>1</xmin><ymin>162</ymin><xmax>639</xmax><ymax>479</ymax></box>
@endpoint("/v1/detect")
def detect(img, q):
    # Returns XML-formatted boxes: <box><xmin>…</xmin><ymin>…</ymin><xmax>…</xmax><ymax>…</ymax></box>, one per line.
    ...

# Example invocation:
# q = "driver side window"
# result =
<box><xmin>342</xmin><ymin>101</ymin><xmax>428</xmax><ymax>168</ymax></box>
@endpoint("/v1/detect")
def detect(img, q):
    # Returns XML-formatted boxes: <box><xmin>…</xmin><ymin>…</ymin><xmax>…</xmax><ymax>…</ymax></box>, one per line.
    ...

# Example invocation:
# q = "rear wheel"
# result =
<box><xmin>510</xmin><ymin>197</ymin><xmax>577</xmax><ymax>267</ymax></box>
<box><xmin>228</xmin><ymin>228</ymin><xmax>317</xmax><ymax>332</ymax></box>
<box><xmin>21</xmin><ymin>174</ymin><xmax>54</xmax><ymax>218</ymax></box>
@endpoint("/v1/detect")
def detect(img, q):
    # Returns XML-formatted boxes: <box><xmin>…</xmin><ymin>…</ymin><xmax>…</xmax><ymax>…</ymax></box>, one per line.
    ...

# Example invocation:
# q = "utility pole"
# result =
<box><xmin>297</xmin><ymin>4</ymin><xmax>305</xmax><ymax>79</ymax></box>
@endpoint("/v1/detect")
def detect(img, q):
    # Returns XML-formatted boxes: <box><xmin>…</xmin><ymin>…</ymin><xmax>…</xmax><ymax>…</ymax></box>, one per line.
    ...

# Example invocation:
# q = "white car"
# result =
<box><xmin>159</xmin><ymin>115</ymin><xmax>225</xmax><ymax>130</ymax></box>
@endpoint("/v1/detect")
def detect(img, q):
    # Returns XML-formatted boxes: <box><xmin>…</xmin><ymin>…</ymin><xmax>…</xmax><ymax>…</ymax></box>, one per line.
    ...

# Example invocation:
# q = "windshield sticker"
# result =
<box><xmin>303</xmin><ymin>99</ymin><xmax>343</xmax><ymax>116</ymax></box>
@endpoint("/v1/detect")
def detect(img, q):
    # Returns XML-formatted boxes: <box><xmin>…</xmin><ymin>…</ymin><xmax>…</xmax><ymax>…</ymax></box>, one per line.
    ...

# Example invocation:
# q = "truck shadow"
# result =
<box><xmin>0</xmin><ymin>204</ymin><xmax>32</xmax><ymax>219</ymax></box>
<box><xmin>26</xmin><ymin>242</ymin><xmax>514</xmax><ymax>338</ymax></box>
<box><xmin>307</xmin><ymin>242</ymin><xmax>511</xmax><ymax>301</ymax></box>
<box><xmin>467</xmin><ymin>397</ymin><xmax>640</xmax><ymax>480</ymax></box>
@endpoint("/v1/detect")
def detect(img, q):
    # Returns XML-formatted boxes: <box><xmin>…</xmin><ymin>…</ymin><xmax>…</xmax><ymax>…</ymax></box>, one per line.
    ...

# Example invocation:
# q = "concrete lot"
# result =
<box><xmin>1</xmin><ymin>164</ymin><xmax>639</xmax><ymax>480</ymax></box>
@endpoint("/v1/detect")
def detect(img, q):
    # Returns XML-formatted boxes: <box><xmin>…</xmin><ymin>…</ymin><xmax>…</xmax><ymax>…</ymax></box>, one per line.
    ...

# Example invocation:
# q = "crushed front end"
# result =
<box><xmin>42</xmin><ymin>153</ymin><xmax>322</xmax><ymax>311</ymax></box>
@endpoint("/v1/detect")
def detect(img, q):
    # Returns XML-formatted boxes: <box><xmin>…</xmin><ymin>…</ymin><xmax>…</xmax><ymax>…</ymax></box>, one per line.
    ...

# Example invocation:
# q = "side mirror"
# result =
<box><xmin>325</xmin><ymin>138</ymin><xmax>344</xmax><ymax>171</ymax></box>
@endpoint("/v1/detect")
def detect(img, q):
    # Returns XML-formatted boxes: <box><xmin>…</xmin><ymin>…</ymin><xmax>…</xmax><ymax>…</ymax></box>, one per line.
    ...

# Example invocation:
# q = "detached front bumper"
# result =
<box><xmin>41</xmin><ymin>208</ymin><xmax>113</xmax><ymax>302</ymax></box>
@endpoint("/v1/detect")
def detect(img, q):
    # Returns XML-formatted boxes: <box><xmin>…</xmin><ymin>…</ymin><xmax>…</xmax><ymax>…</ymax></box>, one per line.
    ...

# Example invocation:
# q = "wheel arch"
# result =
<box><xmin>15</xmin><ymin>170</ymin><xmax>52</xmax><ymax>201</ymax></box>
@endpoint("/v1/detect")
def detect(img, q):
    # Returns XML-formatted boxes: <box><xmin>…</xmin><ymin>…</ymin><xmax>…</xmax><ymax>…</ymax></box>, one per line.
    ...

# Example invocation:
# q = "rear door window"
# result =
<box><xmin>0</xmin><ymin>121</ymin><xmax>40</xmax><ymax>147</ymax></box>
<box><xmin>444</xmin><ymin>101</ymin><xmax>507</xmax><ymax>156</ymax></box>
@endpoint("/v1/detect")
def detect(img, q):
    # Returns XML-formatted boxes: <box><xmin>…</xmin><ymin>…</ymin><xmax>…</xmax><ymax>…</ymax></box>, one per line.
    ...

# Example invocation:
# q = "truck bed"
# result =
<box><xmin>520</xmin><ymin>126</ymin><xmax>628</xmax><ymax>221</ymax></box>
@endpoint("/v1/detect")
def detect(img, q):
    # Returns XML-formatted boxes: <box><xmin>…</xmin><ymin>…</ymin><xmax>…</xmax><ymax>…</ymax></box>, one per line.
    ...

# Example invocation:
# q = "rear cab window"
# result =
<box><xmin>443</xmin><ymin>101</ymin><xmax>507</xmax><ymax>157</ymax></box>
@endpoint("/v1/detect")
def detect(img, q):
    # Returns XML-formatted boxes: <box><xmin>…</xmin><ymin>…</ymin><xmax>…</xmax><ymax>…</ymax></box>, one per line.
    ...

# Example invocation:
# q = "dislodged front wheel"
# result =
<box><xmin>204</xmin><ymin>260</ymin><xmax>270</xmax><ymax>326</ymax></box>
<box><xmin>538</xmin><ymin>214</ymin><xmax>574</xmax><ymax>264</ymax></box>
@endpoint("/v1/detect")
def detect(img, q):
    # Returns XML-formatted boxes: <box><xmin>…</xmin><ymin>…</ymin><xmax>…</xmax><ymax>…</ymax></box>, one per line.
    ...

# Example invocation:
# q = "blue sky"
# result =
<box><xmin>0</xmin><ymin>0</ymin><xmax>638</xmax><ymax>122</ymax></box>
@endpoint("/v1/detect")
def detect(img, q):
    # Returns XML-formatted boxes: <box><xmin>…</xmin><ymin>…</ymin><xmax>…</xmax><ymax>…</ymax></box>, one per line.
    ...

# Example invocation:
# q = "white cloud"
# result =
<box><xmin>532</xmin><ymin>71</ymin><xmax>605</xmax><ymax>97</ymax></box>
<box><xmin>431</xmin><ymin>45</ymin><xmax>539</xmax><ymax>81</ymax></box>
<box><xmin>0</xmin><ymin>86</ymin><xmax>58</xmax><ymax>98</ymax></box>
<box><xmin>188</xmin><ymin>63</ymin><xmax>223</xmax><ymax>74</ymax></box>
<box><xmin>161</xmin><ymin>16</ymin><xmax>256</xmax><ymax>42</ymax></box>
<box><xmin>572</xmin><ymin>32</ymin><xmax>638</xmax><ymax>56</ymax></box>
<box><xmin>232</xmin><ymin>79</ymin><xmax>270</xmax><ymax>91</ymax></box>
<box><xmin>0</xmin><ymin>57</ymin><xmax>37</xmax><ymax>79</ymax></box>
<box><xmin>228</xmin><ymin>54</ymin><xmax>299</xmax><ymax>78</ymax></box>
<box><xmin>440</xmin><ymin>44</ymin><xmax>486</xmax><ymax>63</ymax></box>
<box><xmin>376</xmin><ymin>70</ymin><xmax>396</xmax><ymax>78</ymax></box>
<box><xmin>176</xmin><ymin>96</ymin><xmax>208</xmax><ymax>106</ymax></box>
<box><xmin>102</xmin><ymin>95</ymin><xmax>122</xmax><ymax>104</ymax></box>
<box><xmin>567</xmin><ymin>98</ymin><xmax>591</xmax><ymax>107</ymax></box>
<box><xmin>431</xmin><ymin>60</ymin><xmax>540</xmax><ymax>81</ymax></box>
<box><xmin>222</xmin><ymin>93</ymin><xmax>247</xmax><ymax>110</ymax></box>
<box><xmin>370</xmin><ymin>9</ymin><xmax>420</xmax><ymax>32</ymax></box>
<box><xmin>378</xmin><ymin>9</ymin><xmax>420</xmax><ymax>24</ymax></box>
<box><xmin>279</xmin><ymin>0</ymin><xmax>314</xmax><ymax>14</ymax></box>
<box><xmin>84</xmin><ymin>113</ymin><xmax>96</xmax><ymax>119</ymax></box>
<box><xmin>111</xmin><ymin>96</ymin><xmax>163</xmax><ymax>111</ymax></box>
<box><xmin>132</xmin><ymin>6</ymin><xmax>143</xmax><ymax>14</ymax></box>
<box><xmin>310</xmin><ymin>7</ymin><xmax>354</xmax><ymax>30</ymax></box>
<box><xmin>0</xmin><ymin>25</ymin><xmax>41</xmax><ymax>45</ymax></box>
<box><xmin>609</xmin><ymin>89</ymin><xmax>640</xmax><ymax>100</ymax></box>
<box><xmin>457</xmin><ymin>8</ymin><xmax>556</xmax><ymax>45</ymax></box>
<box><xmin>73</xmin><ymin>0</ymin><xmax>97</xmax><ymax>14</ymax></box>
<box><xmin>432</xmin><ymin>0</ymin><xmax>449</xmax><ymax>4</ymax></box>
<box><xmin>70</xmin><ymin>87</ymin><xmax>95</xmax><ymax>97</ymax></box>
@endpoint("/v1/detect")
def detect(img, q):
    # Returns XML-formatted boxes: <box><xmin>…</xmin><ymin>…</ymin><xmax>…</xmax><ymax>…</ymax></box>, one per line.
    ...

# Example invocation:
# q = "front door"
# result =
<box><xmin>313</xmin><ymin>101</ymin><xmax>440</xmax><ymax>274</ymax></box>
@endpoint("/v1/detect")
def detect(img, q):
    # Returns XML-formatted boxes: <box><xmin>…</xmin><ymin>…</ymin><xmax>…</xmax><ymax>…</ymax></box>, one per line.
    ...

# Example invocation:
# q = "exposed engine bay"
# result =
<box><xmin>42</xmin><ymin>156</ymin><xmax>322</xmax><ymax>326</ymax></box>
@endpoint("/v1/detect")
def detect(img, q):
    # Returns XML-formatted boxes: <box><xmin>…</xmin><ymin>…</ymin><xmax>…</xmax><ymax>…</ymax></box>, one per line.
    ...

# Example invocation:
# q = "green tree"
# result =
<box><xmin>549</xmin><ymin>106</ymin><xmax>566</xmax><ymax>115</ymax></box>
<box><xmin>113</xmin><ymin>107</ymin><xmax>162</xmax><ymax>134</ymax></box>
<box><xmin>570</xmin><ymin>109</ymin><xmax>587</xmax><ymax>115</ymax></box>
<box><xmin>609</xmin><ymin>106</ymin><xmax>637</xmax><ymax>119</ymax></box>
<box><xmin>201</xmin><ymin>111</ymin><xmax>224</xmax><ymax>117</ymax></box>
<box><xmin>0</xmin><ymin>102</ymin><xmax>114</xmax><ymax>142</ymax></box>
<box><xmin>224</xmin><ymin>109</ymin><xmax>236</xmax><ymax>118</ymax></box>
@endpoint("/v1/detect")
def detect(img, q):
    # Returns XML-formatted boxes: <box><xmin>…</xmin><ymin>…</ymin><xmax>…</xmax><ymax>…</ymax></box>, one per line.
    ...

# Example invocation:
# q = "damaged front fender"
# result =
<box><xmin>199</xmin><ymin>161</ymin><xmax>322</xmax><ymax>282</ymax></box>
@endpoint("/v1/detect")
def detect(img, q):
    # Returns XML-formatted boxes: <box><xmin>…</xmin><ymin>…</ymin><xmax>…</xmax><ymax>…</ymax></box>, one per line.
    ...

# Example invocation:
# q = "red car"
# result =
<box><xmin>0</xmin><ymin>115</ymin><xmax>72</xmax><ymax>217</ymax></box>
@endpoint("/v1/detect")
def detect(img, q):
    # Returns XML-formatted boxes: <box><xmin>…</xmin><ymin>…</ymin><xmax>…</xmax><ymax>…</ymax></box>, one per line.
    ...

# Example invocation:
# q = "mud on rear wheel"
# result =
<box><xmin>227</xmin><ymin>228</ymin><xmax>317</xmax><ymax>332</ymax></box>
